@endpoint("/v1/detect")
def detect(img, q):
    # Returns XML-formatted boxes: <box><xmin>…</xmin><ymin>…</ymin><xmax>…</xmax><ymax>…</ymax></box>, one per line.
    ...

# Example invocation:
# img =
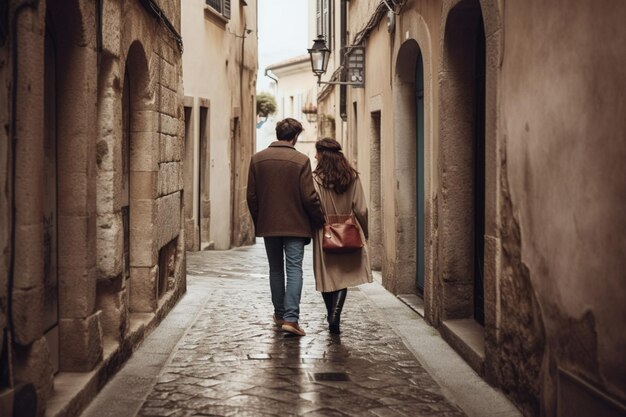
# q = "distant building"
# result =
<box><xmin>264</xmin><ymin>55</ymin><xmax>319</xmax><ymax>164</ymax></box>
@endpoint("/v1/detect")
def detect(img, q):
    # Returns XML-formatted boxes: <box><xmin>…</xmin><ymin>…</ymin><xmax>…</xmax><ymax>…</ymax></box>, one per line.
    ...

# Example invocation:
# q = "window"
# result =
<box><xmin>206</xmin><ymin>0</ymin><xmax>231</xmax><ymax>19</ymax></box>
<box><xmin>317</xmin><ymin>0</ymin><xmax>331</xmax><ymax>48</ymax></box>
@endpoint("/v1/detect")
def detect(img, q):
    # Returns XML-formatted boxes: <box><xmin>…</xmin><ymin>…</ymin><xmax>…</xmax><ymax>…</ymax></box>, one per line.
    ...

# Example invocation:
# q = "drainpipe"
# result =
<box><xmin>339</xmin><ymin>0</ymin><xmax>347</xmax><ymax>121</ymax></box>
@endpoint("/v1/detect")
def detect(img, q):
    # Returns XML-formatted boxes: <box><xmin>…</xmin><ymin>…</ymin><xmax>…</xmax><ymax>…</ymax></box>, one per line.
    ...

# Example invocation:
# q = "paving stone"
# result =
<box><xmin>132</xmin><ymin>242</ymin><xmax>466</xmax><ymax>417</ymax></box>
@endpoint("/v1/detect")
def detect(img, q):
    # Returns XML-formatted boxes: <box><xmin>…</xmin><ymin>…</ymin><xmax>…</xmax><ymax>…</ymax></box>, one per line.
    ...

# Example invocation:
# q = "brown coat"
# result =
<box><xmin>312</xmin><ymin>174</ymin><xmax>373</xmax><ymax>292</ymax></box>
<box><xmin>247</xmin><ymin>141</ymin><xmax>324</xmax><ymax>237</ymax></box>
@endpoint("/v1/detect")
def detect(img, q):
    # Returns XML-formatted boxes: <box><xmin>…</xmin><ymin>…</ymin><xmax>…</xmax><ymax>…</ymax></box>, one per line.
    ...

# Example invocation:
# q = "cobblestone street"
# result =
<box><xmin>81</xmin><ymin>242</ymin><xmax>520</xmax><ymax>417</ymax></box>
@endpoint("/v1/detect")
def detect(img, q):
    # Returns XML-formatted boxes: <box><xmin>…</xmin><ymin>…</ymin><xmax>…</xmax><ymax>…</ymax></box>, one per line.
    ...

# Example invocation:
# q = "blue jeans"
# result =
<box><xmin>264</xmin><ymin>237</ymin><xmax>308</xmax><ymax>323</ymax></box>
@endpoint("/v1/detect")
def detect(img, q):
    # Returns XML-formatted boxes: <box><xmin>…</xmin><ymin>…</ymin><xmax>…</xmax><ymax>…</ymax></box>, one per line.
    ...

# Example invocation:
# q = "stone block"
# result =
<box><xmin>394</xmin><ymin>260</ymin><xmax>418</xmax><ymax>295</ymax></box>
<box><xmin>59</xmin><ymin>311</ymin><xmax>103</xmax><ymax>372</ymax></box>
<box><xmin>15</xmin><ymin>155</ymin><xmax>43</xmax><ymax>226</ymax></box>
<box><xmin>184</xmin><ymin>219</ymin><xmax>199</xmax><ymax>251</ymax></box>
<box><xmin>129</xmin><ymin>266</ymin><xmax>158</xmax><ymax>313</ymax></box>
<box><xmin>130</xmin><ymin>131</ymin><xmax>158</xmax><ymax>172</ymax></box>
<box><xmin>159</xmin><ymin>113</ymin><xmax>179</xmax><ymax>137</ymax></box>
<box><xmin>57</xmin><ymin>172</ymin><xmax>88</xmax><ymax>216</ymax></box>
<box><xmin>158</xmin><ymin>162</ymin><xmax>182</xmax><ymax>195</ymax></box>
<box><xmin>443</xmin><ymin>281</ymin><xmax>473</xmax><ymax>320</ymax></box>
<box><xmin>12</xmin><ymin>286</ymin><xmax>45</xmax><ymax>346</ymax></box>
<box><xmin>395</xmin><ymin>215</ymin><xmax>417</xmax><ymax>260</ymax></box>
<box><xmin>160</xmin><ymin>88</ymin><xmax>179</xmax><ymax>117</ymax></box>
<box><xmin>13</xmin><ymin>336</ymin><xmax>54</xmax><ymax>412</ymax></box>
<box><xmin>14</xmin><ymin>223</ymin><xmax>43</xmax><ymax>290</ymax></box>
<box><xmin>101</xmin><ymin>0</ymin><xmax>122</xmax><ymax>55</ymax></box>
<box><xmin>161</xmin><ymin>61</ymin><xmax>177</xmax><ymax>91</ymax></box>
<box><xmin>96</xmin><ymin>170</ymin><xmax>116</xmax><ymax>214</ymax></box>
<box><xmin>57</xmin><ymin>215</ymin><xmax>90</xmax><ymax>268</ymax></box>
<box><xmin>160</xmin><ymin>134</ymin><xmax>182</xmax><ymax>163</ymax></box>
<box><xmin>130</xmin><ymin>110</ymin><xmax>156</xmax><ymax>133</ymax></box>
<box><xmin>483</xmin><ymin>235</ymin><xmax>500</xmax><ymax>333</ymax></box>
<box><xmin>96</xmin><ymin>278</ymin><xmax>129</xmax><ymax>341</ymax></box>
<box><xmin>97</xmin><ymin>212</ymin><xmax>124</xmax><ymax>279</ymax></box>
<box><xmin>131</xmin><ymin>171</ymin><xmax>157</xmax><ymax>200</ymax></box>
<box><xmin>156</xmin><ymin>192</ymin><xmax>181</xmax><ymax>249</ymax></box>
<box><xmin>130</xmin><ymin>199</ymin><xmax>156</xmax><ymax>267</ymax></box>
<box><xmin>59</xmin><ymin>266</ymin><xmax>97</xmax><ymax>319</ymax></box>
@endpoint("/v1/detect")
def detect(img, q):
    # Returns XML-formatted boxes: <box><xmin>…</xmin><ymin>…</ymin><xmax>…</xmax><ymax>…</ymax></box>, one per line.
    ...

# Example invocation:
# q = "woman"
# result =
<box><xmin>312</xmin><ymin>138</ymin><xmax>372</xmax><ymax>334</ymax></box>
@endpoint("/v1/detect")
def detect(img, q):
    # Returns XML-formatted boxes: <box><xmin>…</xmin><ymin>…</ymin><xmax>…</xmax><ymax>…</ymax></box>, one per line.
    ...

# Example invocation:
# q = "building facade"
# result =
<box><xmin>311</xmin><ymin>0</ymin><xmax>626</xmax><ymax>416</ymax></box>
<box><xmin>1</xmin><ymin>1</ymin><xmax>186</xmax><ymax>416</ymax></box>
<box><xmin>264</xmin><ymin>55</ymin><xmax>318</xmax><ymax>162</ymax></box>
<box><xmin>181</xmin><ymin>0</ymin><xmax>258</xmax><ymax>251</ymax></box>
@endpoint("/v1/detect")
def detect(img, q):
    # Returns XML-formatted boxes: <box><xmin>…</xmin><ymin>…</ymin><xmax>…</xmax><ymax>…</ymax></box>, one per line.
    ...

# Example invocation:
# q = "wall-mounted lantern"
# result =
<box><xmin>307</xmin><ymin>35</ymin><xmax>364</xmax><ymax>87</ymax></box>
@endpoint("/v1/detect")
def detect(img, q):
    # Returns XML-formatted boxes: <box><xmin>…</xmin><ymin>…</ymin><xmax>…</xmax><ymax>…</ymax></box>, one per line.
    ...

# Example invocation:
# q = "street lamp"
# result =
<box><xmin>307</xmin><ymin>36</ymin><xmax>364</xmax><ymax>87</ymax></box>
<box><xmin>307</xmin><ymin>35</ymin><xmax>330</xmax><ymax>79</ymax></box>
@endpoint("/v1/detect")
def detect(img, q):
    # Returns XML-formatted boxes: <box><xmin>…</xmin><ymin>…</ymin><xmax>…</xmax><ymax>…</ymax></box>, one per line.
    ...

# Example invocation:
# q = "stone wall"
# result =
<box><xmin>2</xmin><ymin>0</ymin><xmax>186</xmax><ymax>415</ymax></box>
<box><xmin>341</xmin><ymin>0</ymin><xmax>626</xmax><ymax>415</ymax></box>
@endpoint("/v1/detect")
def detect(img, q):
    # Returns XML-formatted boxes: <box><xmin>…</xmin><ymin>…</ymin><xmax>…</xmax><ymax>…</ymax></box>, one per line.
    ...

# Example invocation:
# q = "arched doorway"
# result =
<box><xmin>42</xmin><ymin>0</ymin><xmax>101</xmax><ymax>371</ymax></box>
<box><xmin>440</xmin><ymin>0</ymin><xmax>486</xmax><ymax>324</ymax></box>
<box><xmin>393</xmin><ymin>40</ymin><xmax>428</xmax><ymax>296</ymax></box>
<box><xmin>123</xmin><ymin>42</ymin><xmax>158</xmax><ymax>312</ymax></box>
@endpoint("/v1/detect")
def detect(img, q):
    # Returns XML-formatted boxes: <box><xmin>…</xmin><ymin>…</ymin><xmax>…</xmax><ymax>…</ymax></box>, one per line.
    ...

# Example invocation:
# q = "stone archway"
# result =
<box><xmin>439</xmin><ymin>0</ymin><xmax>499</xmax><ymax>328</ymax></box>
<box><xmin>122</xmin><ymin>41</ymin><xmax>159</xmax><ymax>313</ymax></box>
<box><xmin>40</xmin><ymin>0</ymin><xmax>100</xmax><ymax>373</ymax></box>
<box><xmin>392</xmin><ymin>38</ymin><xmax>432</xmax><ymax>302</ymax></box>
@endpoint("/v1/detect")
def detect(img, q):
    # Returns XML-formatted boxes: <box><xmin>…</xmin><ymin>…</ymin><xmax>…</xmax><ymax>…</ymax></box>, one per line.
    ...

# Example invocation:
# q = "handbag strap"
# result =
<box><xmin>315</xmin><ymin>176</ymin><xmax>351</xmax><ymax>223</ymax></box>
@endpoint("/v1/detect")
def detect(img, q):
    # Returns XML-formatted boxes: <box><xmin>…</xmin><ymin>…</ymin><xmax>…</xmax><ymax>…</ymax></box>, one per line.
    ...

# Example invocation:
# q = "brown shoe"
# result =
<box><xmin>281</xmin><ymin>321</ymin><xmax>306</xmax><ymax>336</ymax></box>
<box><xmin>272</xmin><ymin>315</ymin><xmax>285</xmax><ymax>327</ymax></box>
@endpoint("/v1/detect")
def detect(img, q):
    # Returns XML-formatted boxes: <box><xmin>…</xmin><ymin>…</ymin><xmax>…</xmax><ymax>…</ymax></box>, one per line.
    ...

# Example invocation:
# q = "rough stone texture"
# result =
<box><xmin>130</xmin><ymin>199</ymin><xmax>156</xmax><ymax>267</ymax></box>
<box><xmin>97</xmin><ymin>277</ymin><xmax>129</xmax><ymax>342</ymax></box>
<box><xmin>496</xmin><ymin>144</ymin><xmax>545</xmax><ymax>417</ymax></box>
<box><xmin>59</xmin><ymin>311</ymin><xmax>104</xmax><ymax>372</ymax></box>
<box><xmin>97</xmin><ymin>212</ymin><xmax>124</xmax><ymax>280</ymax></box>
<box><xmin>58</xmin><ymin>266</ymin><xmax>97</xmax><ymax>319</ymax></box>
<box><xmin>156</xmin><ymin>191</ymin><xmax>182</xmax><ymax>249</ymax></box>
<box><xmin>130</xmin><ymin>266</ymin><xmax>159</xmax><ymax>313</ymax></box>
<box><xmin>13</xmin><ymin>223</ymin><xmax>44</xmax><ymax>289</ymax></box>
<box><xmin>13</xmin><ymin>337</ymin><xmax>54</xmax><ymax>417</ymax></box>
<box><xmin>12</xmin><ymin>286</ymin><xmax>45</xmax><ymax>346</ymax></box>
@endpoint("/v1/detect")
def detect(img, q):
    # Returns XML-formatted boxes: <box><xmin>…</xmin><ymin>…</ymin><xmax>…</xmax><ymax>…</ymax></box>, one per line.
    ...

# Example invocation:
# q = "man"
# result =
<box><xmin>247</xmin><ymin>118</ymin><xmax>324</xmax><ymax>336</ymax></box>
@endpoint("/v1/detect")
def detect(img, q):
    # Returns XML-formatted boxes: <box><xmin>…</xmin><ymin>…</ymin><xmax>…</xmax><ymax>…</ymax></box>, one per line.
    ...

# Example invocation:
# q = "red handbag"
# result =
<box><xmin>322</xmin><ymin>213</ymin><xmax>364</xmax><ymax>254</ymax></box>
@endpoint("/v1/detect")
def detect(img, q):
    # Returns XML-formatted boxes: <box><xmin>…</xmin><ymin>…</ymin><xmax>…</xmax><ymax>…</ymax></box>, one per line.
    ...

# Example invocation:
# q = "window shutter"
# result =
<box><xmin>223</xmin><ymin>0</ymin><xmax>231</xmax><ymax>19</ymax></box>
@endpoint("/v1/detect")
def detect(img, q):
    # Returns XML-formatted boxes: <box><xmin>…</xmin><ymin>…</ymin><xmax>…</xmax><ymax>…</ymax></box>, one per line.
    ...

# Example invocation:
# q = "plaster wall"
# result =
<box><xmin>267</xmin><ymin>58</ymin><xmax>319</xmax><ymax>162</ymax></box>
<box><xmin>500</xmin><ymin>0</ymin><xmax>626</xmax><ymax>412</ymax></box>
<box><xmin>182</xmin><ymin>0</ymin><xmax>257</xmax><ymax>250</ymax></box>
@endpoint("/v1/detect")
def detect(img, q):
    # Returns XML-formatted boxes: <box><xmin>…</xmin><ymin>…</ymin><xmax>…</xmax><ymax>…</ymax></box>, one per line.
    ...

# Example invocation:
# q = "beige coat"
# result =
<box><xmin>312</xmin><ymin>174</ymin><xmax>373</xmax><ymax>292</ymax></box>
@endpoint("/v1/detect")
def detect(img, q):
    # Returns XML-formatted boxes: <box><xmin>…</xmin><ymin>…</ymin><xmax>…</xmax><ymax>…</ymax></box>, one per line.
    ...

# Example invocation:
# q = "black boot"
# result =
<box><xmin>329</xmin><ymin>289</ymin><xmax>347</xmax><ymax>334</ymax></box>
<box><xmin>321</xmin><ymin>292</ymin><xmax>333</xmax><ymax>324</ymax></box>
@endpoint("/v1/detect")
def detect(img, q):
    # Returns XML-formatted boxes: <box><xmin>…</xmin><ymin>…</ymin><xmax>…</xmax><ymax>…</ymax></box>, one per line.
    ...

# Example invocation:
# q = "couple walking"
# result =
<box><xmin>246</xmin><ymin>118</ymin><xmax>372</xmax><ymax>336</ymax></box>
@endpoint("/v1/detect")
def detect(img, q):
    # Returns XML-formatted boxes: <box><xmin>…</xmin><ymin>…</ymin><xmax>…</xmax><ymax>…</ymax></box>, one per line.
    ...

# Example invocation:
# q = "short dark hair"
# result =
<box><xmin>275</xmin><ymin>118</ymin><xmax>303</xmax><ymax>141</ymax></box>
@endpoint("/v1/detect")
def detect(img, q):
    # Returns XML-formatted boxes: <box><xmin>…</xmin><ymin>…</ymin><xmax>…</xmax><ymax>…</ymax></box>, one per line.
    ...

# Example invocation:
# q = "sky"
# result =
<box><xmin>256</xmin><ymin>0</ymin><xmax>310</xmax><ymax>92</ymax></box>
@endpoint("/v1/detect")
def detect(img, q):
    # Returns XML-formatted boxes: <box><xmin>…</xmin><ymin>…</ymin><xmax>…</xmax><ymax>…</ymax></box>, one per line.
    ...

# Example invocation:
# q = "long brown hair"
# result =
<box><xmin>314</xmin><ymin>138</ymin><xmax>358</xmax><ymax>194</ymax></box>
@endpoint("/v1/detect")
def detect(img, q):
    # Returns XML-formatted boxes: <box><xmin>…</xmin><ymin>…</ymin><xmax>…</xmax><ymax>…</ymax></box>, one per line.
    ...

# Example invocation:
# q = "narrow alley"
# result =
<box><xmin>80</xmin><ymin>242</ymin><xmax>519</xmax><ymax>417</ymax></box>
